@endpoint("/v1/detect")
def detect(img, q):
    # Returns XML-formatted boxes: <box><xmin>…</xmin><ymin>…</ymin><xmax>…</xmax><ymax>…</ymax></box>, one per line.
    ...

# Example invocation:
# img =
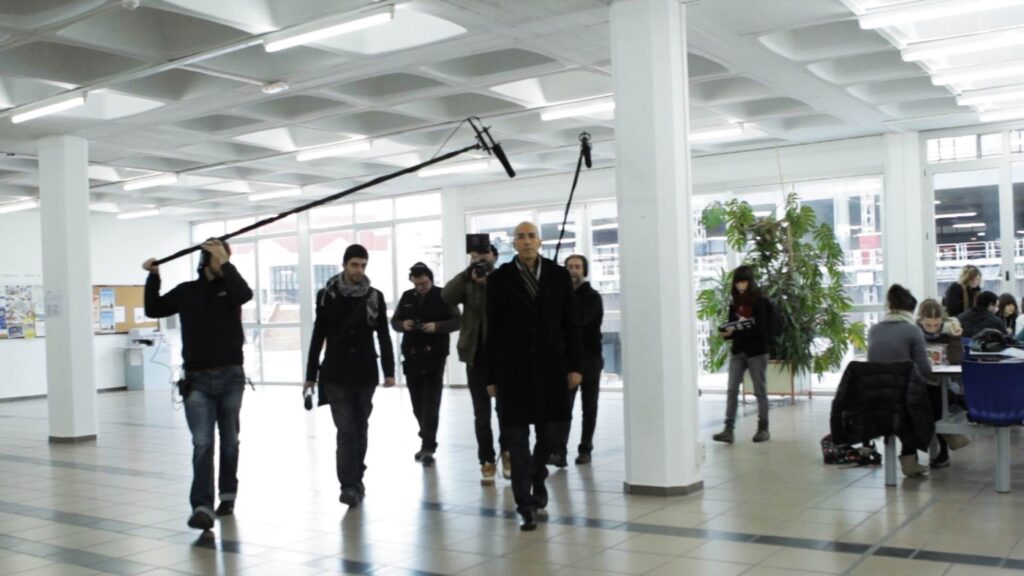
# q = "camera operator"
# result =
<box><xmin>391</xmin><ymin>263</ymin><xmax>461</xmax><ymax>466</ymax></box>
<box><xmin>441</xmin><ymin>243</ymin><xmax>510</xmax><ymax>485</ymax></box>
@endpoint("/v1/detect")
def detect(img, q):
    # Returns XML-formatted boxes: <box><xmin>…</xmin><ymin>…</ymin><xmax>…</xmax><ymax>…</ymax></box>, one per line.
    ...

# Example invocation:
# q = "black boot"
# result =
<box><xmin>519</xmin><ymin>509</ymin><xmax>537</xmax><ymax>531</ymax></box>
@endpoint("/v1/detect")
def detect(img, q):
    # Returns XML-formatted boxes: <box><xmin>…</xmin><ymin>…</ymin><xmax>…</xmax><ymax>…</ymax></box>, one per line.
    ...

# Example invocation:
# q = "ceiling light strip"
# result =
<box><xmin>418</xmin><ymin>160</ymin><xmax>493</xmax><ymax>177</ymax></box>
<box><xmin>0</xmin><ymin>199</ymin><xmax>39</xmax><ymax>214</ymax></box>
<box><xmin>263</xmin><ymin>4</ymin><xmax>395</xmax><ymax>52</ymax></box>
<box><xmin>902</xmin><ymin>31</ymin><xmax>1024</xmax><ymax>62</ymax></box>
<box><xmin>860</xmin><ymin>0</ymin><xmax>1024</xmax><ymax>30</ymax></box>
<box><xmin>11</xmin><ymin>95</ymin><xmax>87</xmax><ymax>124</ymax></box>
<box><xmin>117</xmin><ymin>209</ymin><xmax>160</xmax><ymax>220</ymax></box>
<box><xmin>296</xmin><ymin>139</ymin><xmax>373</xmax><ymax>162</ymax></box>
<box><xmin>249</xmin><ymin>188</ymin><xmax>303</xmax><ymax>202</ymax></box>
<box><xmin>124</xmin><ymin>173</ymin><xmax>179</xmax><ymax>192</ymax></box>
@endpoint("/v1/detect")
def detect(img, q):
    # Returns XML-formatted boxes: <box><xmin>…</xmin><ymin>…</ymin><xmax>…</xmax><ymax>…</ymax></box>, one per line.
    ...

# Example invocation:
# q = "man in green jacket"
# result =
<box><xmin>442</xmin><ymin>244</ymin><xmax>509</xmax><ymax>484</ymax></box>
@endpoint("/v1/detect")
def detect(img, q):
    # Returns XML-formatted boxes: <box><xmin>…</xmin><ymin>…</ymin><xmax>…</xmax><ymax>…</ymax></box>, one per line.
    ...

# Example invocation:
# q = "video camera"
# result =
<box><xmin>466</xmin><ymin>233</ymin><xmax>492</xmax><ymax>279</ymax></box>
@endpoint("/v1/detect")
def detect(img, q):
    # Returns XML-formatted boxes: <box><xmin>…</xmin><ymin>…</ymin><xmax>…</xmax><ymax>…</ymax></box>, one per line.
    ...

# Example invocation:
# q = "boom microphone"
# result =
<box><xmin>490</xmin><ymin>142</ymin><xmax>516</xmax><ymax>179</ymax></box>
<box><xmin>468</xmin><ymin>117</ymin><xmax>516</xmax><ymax>179</ymax></box>
<box><xmin>579</xmin><ymin>132</ymin><xmax>592</xmax><ymax>169</ymax></box>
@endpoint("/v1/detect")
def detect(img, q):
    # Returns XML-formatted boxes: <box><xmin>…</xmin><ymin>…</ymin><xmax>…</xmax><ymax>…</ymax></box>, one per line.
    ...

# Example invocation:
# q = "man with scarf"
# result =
<box><xmin>486</xmin><ymin>222</ymin><xmax>582</xmax><ymax>530</ymax></box>
<box><xmin>304</xmin><ymin>244</ymin><xmax>395</xmax><ymax>507</ymax></box>
<box><xmin>143</xmin><ymin>238</ymin><xmax>253</xmax><ymax>531</ymax></box>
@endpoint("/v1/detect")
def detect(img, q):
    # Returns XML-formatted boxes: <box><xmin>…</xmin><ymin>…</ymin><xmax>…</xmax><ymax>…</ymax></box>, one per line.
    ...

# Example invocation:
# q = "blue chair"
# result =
<box><xmin>961</xmin><ymin>360</ymin><xmax>1024</xmax><ymax>426</ymax></box>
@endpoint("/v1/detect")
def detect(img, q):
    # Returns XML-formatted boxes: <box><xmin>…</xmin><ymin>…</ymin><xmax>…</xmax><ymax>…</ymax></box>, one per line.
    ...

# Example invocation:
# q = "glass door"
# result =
<box><xmin>932</xmin><ymin>169</ymin><xmax>1003</xmax><ymax>297</ymax></box>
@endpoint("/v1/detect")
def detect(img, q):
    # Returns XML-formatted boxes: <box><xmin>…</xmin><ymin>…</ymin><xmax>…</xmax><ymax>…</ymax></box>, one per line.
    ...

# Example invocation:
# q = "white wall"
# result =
<box><xmin>0</xmin><ymin>212</ymin><xmax>191</xmax><ymax>400</ymax></box>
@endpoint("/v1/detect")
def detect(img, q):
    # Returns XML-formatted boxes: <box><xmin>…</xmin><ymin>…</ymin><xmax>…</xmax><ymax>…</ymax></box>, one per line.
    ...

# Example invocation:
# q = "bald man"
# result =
<box><xmin>486</xmin><ymin>221</ymin><xmax>582</xmax><ymax>530</ymax></box>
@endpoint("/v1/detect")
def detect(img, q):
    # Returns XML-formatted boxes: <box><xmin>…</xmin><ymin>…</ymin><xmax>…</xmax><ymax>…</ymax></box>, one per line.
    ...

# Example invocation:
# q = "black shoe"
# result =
<box><xmin>187</xmin><ymin>510</ymin><xmax>214</xmax><ymax>530</ymax></box>
<box><xmin>357</xmin><ymin>481</ymin><xmax>366</xmax><ymax>497</ymax></box>
<box><xmin>414</xmin><ymin>450</ymin><xmax>424</xmax><ymax>462</ymax></box>
<box><xmin>215</xmin><ymin>501</ymin><xmax>234</xmax><ymax>516</ymax></box>
<box><xmin>930</xmin><ymin>449</ymin><xmax>951</xmax><ymax>469</ymax></box>
<box><xmin>548</xmin><ymin>454</ymin><xmax>568</xmax><ymax>468</ymax></box>
<box><xmin>575</xmin><ymin>453</ymin><xmax>592</xmax><ymax>465</ymax></box>
<box><xmin>519</xmin><ymin>509</ymin><xmax>537</xmax><ymax>531</ymax></box>
<box><xmin>420</xmin><ymin>451</ymin><xmax>435</xmax><ymax>466</ymax></box>
<box><xmin>340</xmin><ymin>487</ymin><xmax>360</xmax><ymax>507</ymax></box>
<box><xmin>535</xmin><ymin>492</ymin><xmax>548</xmax><ymax>511</ymax></box>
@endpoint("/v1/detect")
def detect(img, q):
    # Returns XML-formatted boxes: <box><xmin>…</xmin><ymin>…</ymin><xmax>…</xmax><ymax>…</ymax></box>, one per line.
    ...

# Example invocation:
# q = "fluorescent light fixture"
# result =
<box><xmin>903</xmin><ymin>31</ymin><xmax>1024</xmax><ymax>62</ymax></box>
<box><xmin>935</xmin><ymin>211</ymin><xmax>978</xmax><ymax>219</ymax></box>
<box><xmin>860</xmin><ymin>0</ymin><xmax>1024</xmax><ymax>30</ymax></box>
<box><xmin>296</xmin><ymin>139</ymin><xmax>373</xmax><ymax>162</ymax></box>
<box><xmin>11</xmin><ymin>94</ymin><xmax>86</xmax><ymax>124</ymax></box>
<box><xmin>263</xmin><ymin>4</ymin><xmax>395</xmax><ymax>53</ymax></box>
<box><xmin>952</xmin><ymin>222</ymin><xmax>986</xmax><ymax>228</ymax></box>
<box><xmin>958</xmin><ymin>85</ymin><xmax>1024</xmax><ymax>106</ymax></box>
<box><xmin>979</xmin><ymin>106</ymin><xmax>1024</xmax><ymax>122</ymax></box>
<box><xmin>690</xmin><ymin>125</ymin><xmax>744</xmax><ymax>142</ymax></box>
<box><xmin>705</xmin><ymin>236</ymin><xmax>727</xmax><ymax>242</ymax></box>
<box><xmin>117</xmin><ymin>209</ymin><xmax>160</xmax><ymax>220</ymax></box>
<box><xmin>540</xmin><ymin>100</ymin><xmax>615</xmax><ymax>121</ymax></box>
<box><xmin>418</xmin><ymin>159</ymin><xmax>493</xmax><ymax>178</ymax></box>
<box><xmin>0</xmin><ymin>199</ymin><xmax>39</xmax><ymax>214</ymax></box>
<box><xmin>124</xmin><ymin>173</ymin><xmax>179</xmax><ymax>191</ymax></box>
<box><xmin>934</xmin><ymin>200</ymin><xmax>941</xmax><ymax>205</ymax></box>
<box><xmin>249</xmin><ymin>188</ymin><xmax>302</xmax><ymax>202</ymax></box>
<box><xmin>89</xmin><ymin>203</ymin><xmax>120</xmax><ymax>213</ymax></box>
<box><xmin>753</xmin><ymin>210</ymin><xmax>773</xmax><ymax>217</ymax></box>
<box><xmin>933</xmin><ymin>60</ymin><xmax>1024</xmax><ymax>86</ymax></box>
<box><xmin>854</xmin><ymin>231</ymin><xmax>882</xmax><ymax>237</ymax></box>
<box><xmin>978</xmin><ymin>232</ymin><xmax>987</xmax><ymax>236</ymax></box>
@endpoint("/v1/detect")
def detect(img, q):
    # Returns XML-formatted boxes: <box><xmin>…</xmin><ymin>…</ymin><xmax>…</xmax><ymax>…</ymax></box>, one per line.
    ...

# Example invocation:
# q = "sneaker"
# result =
<box><xmin>575</xmin><ymin>453</ymin><xmax>592</xmax><ymax>465</ymax></box>
<box><xmin>930</xmin><ymin>454</ymin><xmax>951</xmax><ymax>469</ymax></box>
<box><xmin>481</xmin><ymin>462</ymin><xmax>496</xmax><ymax>485</ymax></box>
<box><xmin>340</xmin><ymin>486</ymin><xmax>360</xmax><ymax>507</ymax></box>
<box><xmin>501</xmin><ymin>451</ymin><xmax>512</xmax><ymax>479</ymax></box>
<box><xmin>752</xmin><ymin>429</ymin><xmax>770</xmax><ymax>443</ymax></box>
<box><xmin>946</xmin><ymin>434</ymin><xmax>971</xmax><ymax>451</ymax></box>
<box><xmin>899</xmin><ymin>454</ymin><xmax>929</xmax><ymax>478</ymax></box>
<box><xmin>712</xmin><ymin>429</ymin><xmax>734</xmax><ymax>444</ymax></box>
<box><xmin>420</xmin><ymin>451</ymin><xmax>435</xmax><ymax>466</ymax></box>
<box><xmin>187</xmin><ymin>510</ymin><xmax>214</xmax><ymax>530</ymax></box>
<box><xmin>547</xmin><ymin>454</ymin><xmax>568</xmax><ymax>468</ymax></box>
<box><xmin>215</xmin><ymin>501</ymin><xmax>234</xmax><ymax>516</ymax></box>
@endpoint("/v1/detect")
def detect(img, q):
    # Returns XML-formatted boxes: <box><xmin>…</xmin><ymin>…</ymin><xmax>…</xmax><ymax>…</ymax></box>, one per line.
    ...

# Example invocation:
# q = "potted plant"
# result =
<box><xmin>696</xmin><ymin>192</ymin><xmax>866</xmax><ymax>396</ymax></box>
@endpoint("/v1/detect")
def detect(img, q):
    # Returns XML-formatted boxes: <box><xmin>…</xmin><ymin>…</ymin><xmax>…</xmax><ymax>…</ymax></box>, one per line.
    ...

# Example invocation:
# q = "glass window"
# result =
<box><xmin>257</xmin><ymin>236</ymin><xmax>299</xmax><ymax>323</ymax></box>
<box><xmin>934</xmin><ymin>169</ymin><xmax>1002</xmax><ymax>296</ymax></box>
<box><xmin>355</xmin><ymin>198</ymin><xmax>393</xmax><ymax>223</ymax></box>
<box><xmin>1012</xmin><ymin>163</ymin><xmax>1024</xmax><ymax>297</ymax></box>
<box><xmin>225</xmin><ymin>217</ymin><xmax>256</xmax><ymax>238</ymax></box>
<box><xmin>539</xmin><ymin>208</ymin><xmax>582</xmax><ymax>263</ymax></box>
<box><xmin>243</xmin><ymin>327</ymin><xmax>261</xmax><ymax>382</ymax></box>
<box><xmin>468</xmin><ymin>210</ymin><xmax>533</xmax><ymax>265</ymax></box>
<box><xmin>310</xmin><ymin>204</ymin><xmax>353</xmax><ymax>229</ymax></box>
<box><xmin>192</xmin><ymin>221</ymin><xmax>224</xmax><ymax>243</ymax></box>
<box><xmin>311</xmin><ymin>230</ymin><xmax>353</xmax><ymax>295</ymax></box>
<box><xmin>395</xmin><ymin>193</ymin><xmax>441</xmax><ymax>219</ymax></box>
<box><xmin>589</xmin><ymin>202</ymin><xmax>621</xmax><ymax>388</ymax></box>
<box><xmin>1012</xmin><ymin>130</ymin><xmax>1024</xmax><ymax>154</ymax></box>
<box><xmin>230</xmin><ymin>241</ymin><xmax>258</xmax><ymax>324</ymax></box>
<box><xmin>357</xmin><ymin>228</ymin><xmax>395</xmax><ymax>305</ymax></box>
<box><xmin>260</xmin><ymin>327</ymin><xmax>302</xmax><ymax>383</ymax></box>
<box><xmin>396</xmin><ymin>220</ymin><xmax>443</xmax><ymax>283</ymax></box>
<box><xmin>980</xmin><ymin>133</ymin><xmax>1003</xmax><ymax>158</ymax></box>
<box><xmin>257</xmin><ymin>213</ymin><xmax>297</xmax><ymax>236</ymax></box>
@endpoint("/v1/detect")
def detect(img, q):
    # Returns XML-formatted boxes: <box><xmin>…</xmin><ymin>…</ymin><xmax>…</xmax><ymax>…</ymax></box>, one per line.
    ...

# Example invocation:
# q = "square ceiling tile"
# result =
<box><xmin>201</xmin><ymin>45</ymin><xmax>344</xmax><ymax>80</ymax></box>
<box><xmin>111</xmin><ymin>155</ymin><xmax>204</xmax><ymax>172</ymax></box>
<box><xmin>423</xmin><ymin>49</ymin><xmax>559</xmax><ymax>80</ymax></box>
<box><xmin>201</xmin><ymin>166</ymin><xmax>277</xmax><ymax>180</ymax></box>
<box><xmin>847</xmin><ymin>77</ymin><xmax>951</xmax><ymax>105</ymax></box>
<box><xmin>0</xmin><ymin>0</ymin><xmax>106</xmax><ymax>30</ymax></box>
<box><xmin>690</xmin><ymin>77</ymin><xmax>774</xmax><ymax>106</ymax></box>
<box><xmin>808</xmin><ymin>51</ymin><xmax>925</xmax><ymax>86</ymax></box>
<box><xmin>314</xmin><ymin>8</ymin><xmax>466</xmax><ymax>55</ymax></box>
<box><xmin>233</xmin><ymin>126</ymin><xmax>341</xmax><ymax>151</ymax></box>
<box><xmin>490</xmin><ymin>69</ymin><xmax>612</xmax><ymax>105</ymax></box>
<box><xmin>759</xmin><ymin>21</ymin><xmax>891</xmax><ymax>63</ymax></box>
<box><xmin>171</xmin><ymin>114</ymin><xmax>264</xmax><ymax>133</ymax></box>
<box><xmin>0</xmin><ymin>41</ymin><xmax>145</xmax><ymax>85</ymax></box>
<box><xmin>236</xmin><ymin>95</ymin><xmax>350</xmax><ymax>121</ymax></box>
<box><xmin>62</xmin><ymin>90</ymin><xmax>165</xmax><ymax>120</ymax></box>
<box><xmin>178</xmin><ymin>142</ymin><xmax>275</xmax><ymax>161</ymax></box>
<box><xmin>111</xmin><ymin>69</ymin><xmax>249</xmax><ymax>102</ymax></box>
<box><xmin>325</xmin><ymin>72</ymin><xmax>446</xmax><ymax>100</ymax></box>
<box><xmin>717</xmin><ymin>97</ymin><xmax>814</xmax><ymax>120</ymax></box>
<box><xmin>305</xmin><ymin>111</ymin><xmax>427</xmax><ymax>135</ymax></box>
<box><xmin>57</xmin><ymin>7</ymin><xmax>250</xmax><ymax>60</ymax></box>
<box><xmin>689</xmin><ymin>53</ymin><xmax>730</xmax><ymax>79</ymax></box>
<box><xmin>0</xmin><ymin>75</ymin><xmax>67</xmax><ymax>108</ymax></box>
<box><xmin>394</xmin><ymin>93</ymin><xmax>523</xmax><ymax>120</ymax></box>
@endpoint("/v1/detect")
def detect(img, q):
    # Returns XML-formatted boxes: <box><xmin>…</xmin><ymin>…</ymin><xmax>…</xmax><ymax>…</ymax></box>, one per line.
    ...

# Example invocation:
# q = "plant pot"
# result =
<box><xmin>742</xmin><ymin>360</ymin><xmax>811</xmax><ymax>403</ymax></box>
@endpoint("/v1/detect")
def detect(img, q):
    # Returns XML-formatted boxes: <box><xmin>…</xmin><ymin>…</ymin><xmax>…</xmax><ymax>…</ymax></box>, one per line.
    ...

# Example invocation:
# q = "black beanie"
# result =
<box><xmin>409</xmin><ymin>262</ymin><xmax>433</xmax><ymax>281</ymax></box>
<box><xmin>343</xmin><ymin>243</ymin><xmax>369</xmax><ymax>264</ymax></box>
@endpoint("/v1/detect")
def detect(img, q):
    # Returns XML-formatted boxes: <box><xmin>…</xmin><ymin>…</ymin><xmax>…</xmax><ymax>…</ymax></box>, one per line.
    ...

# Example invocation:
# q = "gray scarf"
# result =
<box><xmin>322</xmin><ymin>273</ymin><xmax>378</xmax><ymax>326</ymax></box>
<box><xmin>884</xmin><ymin>310</ymin><xmax>916</xmax><ymax>325</ymax></box>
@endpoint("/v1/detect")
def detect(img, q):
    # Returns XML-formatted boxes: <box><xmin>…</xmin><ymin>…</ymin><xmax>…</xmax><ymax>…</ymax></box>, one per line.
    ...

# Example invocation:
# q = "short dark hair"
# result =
<box><xmin>488</xmin><ymin>244</ymin><xmax>498</xmax><ymax>258</ymax></box>
<box><xmin>409</xmin><ymin>262</ymin><xmax>433</xmax><ymax>281</ymax></box>
<box><xmin>564</xmin><ymin>254</ymin><xmax>589</xmax><ymax>277</ymax></box>
<box><xmin>343</xmin><ymin>244</ymin><xmax>368</xmax><ymax>264</ymax></box>
<box><xmin>977</xmin><ymin>291</ymin><xmax>999</xmax><ymax>309</ymax></box>
<box><xmin>886</xmin><ymin>284</ymin><xmax>917</xmax><ymax>313</ymax></box>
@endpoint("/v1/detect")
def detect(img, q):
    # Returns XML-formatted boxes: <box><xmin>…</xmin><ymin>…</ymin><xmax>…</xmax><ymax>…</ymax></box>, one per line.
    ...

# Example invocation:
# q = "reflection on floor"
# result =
<box><xmin>0</xmin><ymin>386</ymin><xmax>1022</xmax><ymax>575</ymax></box>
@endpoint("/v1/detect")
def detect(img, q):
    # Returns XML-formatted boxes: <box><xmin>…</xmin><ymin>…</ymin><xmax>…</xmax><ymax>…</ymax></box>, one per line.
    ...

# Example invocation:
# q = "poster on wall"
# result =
<box><xmin>5</xmin><ymin>285</ymin><xmax>34</xmax><ymax>340</ymax></box>
<box><xmin>0</xmin><ymin>292</ymin><xmax>6</xmax><ymax>338</ymax></box>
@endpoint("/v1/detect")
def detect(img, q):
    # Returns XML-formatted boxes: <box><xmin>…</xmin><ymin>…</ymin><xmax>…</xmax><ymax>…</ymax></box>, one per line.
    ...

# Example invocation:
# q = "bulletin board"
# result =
<box><xmin>92</xmin><ymin>285</ymin><xmax>157</xmax><ymax>334</ymax></box>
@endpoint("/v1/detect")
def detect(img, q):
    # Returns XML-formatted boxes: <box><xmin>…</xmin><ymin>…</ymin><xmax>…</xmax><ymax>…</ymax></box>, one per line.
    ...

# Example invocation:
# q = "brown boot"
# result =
<box><xmin>899</xmin><ymin>454</ymin><xmax>928</xmax><ymax>478</ymax></box>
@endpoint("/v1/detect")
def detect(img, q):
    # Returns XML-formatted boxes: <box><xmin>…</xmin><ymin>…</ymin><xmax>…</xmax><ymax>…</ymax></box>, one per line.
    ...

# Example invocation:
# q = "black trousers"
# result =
<box><xmin>406</xmin><ymin>367</ymin><xmax>444</xmax><ymax>452</ymax></box>
<box><xmin>467</xmin><ymin>360</ymin><xmax>505</xmax><ymax>464</ymax></box>
<box><xmin>504</xmin><ymin>422</ymin><xmax>559</xmax><ymax>514</ymax></box>
<box><xmin>328</xmin><ymin>385</ymin><xmax>376</xmax><ymax>490</ymax></box>
<box><xmin>556</xmin><ymin>357</ymin><xmax>602</xmax><ymax>457</ymax></box>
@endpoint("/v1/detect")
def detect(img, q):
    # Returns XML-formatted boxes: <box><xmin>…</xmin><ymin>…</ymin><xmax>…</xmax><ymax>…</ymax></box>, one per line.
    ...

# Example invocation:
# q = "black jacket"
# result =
<box><xmin>944</xmin><ymin>282</ymin><xmax>979</xmax><ymax>318</ymax></box>
<box><xmin>830</xmin><ymin>361</ymin><xmax>934</xmax><ymax>451</ymax></box>
<box><xmin>306</xmin><ymin>285</ymin><xmax>395</xmax><ymax>404</ymax></box>
<box><xmin>957</xmin><ymin>307</ymin><xmax>1005</xmax><ymax>338</ymax></box>
<box><xmin>144</xmin><ymin>264</ymin><xmax>253</xmax><ymax>372</ymax></box>
<box><xmin>390</xmin><ymin>286</ymin><xmax>461</xmax><ymax>373</ymax></box>
<box><xmin>487</xmin><ymin>257</ymin><xmax>582</xmax><ymax>425</ymax></box>
<box><xmin>724</xmin><ymin>297</ymin><xmax>772</xmax><ymax>357</ymax></box>
<box><xmin>575</xmin><ymin>282</ymin><xmax>604</xmax><ymax>362</ymax></box>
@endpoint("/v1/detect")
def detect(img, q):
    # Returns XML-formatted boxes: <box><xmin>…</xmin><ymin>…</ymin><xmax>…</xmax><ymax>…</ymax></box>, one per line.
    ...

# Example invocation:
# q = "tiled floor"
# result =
<box><xmin>1</xmin><ymin>386</ymin><xmax>1023</xmax><ymax>575</ymax></box>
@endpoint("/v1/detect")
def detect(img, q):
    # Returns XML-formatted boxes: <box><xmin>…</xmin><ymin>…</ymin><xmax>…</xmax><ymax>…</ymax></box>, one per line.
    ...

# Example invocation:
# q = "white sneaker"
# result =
<box><xmin>500</xmin><ymin>451</ymin><xmax>512</xmax><ymax>479</ymax></box>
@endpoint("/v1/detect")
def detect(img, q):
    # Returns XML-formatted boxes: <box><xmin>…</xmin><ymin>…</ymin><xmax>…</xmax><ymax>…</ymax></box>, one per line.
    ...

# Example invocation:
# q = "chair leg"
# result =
<box><xmin>884</xmin><ymin>435</ymin><xmax>897</xmax><ymax>487</ymax></box>
<box><xmin>996</xmin><ymin>428</ymin><xmax>1011</xmax><ymax>493</ymax></box>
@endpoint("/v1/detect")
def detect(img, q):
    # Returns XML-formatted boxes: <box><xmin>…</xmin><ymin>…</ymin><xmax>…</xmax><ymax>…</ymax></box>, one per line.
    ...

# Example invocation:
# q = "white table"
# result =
<box><xmin>931</xmin><ymin>364</ymin><xmax>1011</xmax><ymax>493</ymax></box>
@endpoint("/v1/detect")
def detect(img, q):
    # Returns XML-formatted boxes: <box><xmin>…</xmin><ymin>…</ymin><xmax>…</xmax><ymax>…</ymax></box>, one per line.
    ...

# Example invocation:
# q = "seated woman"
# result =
<box><xmin>868</xmin><ymin>284</ymin><xmax>932</xmax><ymax>478</ymax></box>
<box><xmin>998</xmin><ymin>293</ymin><xmax>1019</xmax><ymax>337</ymax></box>
<box><xmin>916</xmin><ymin>299</ymin><xmax>970</xmax><ymax>468</ymax></box>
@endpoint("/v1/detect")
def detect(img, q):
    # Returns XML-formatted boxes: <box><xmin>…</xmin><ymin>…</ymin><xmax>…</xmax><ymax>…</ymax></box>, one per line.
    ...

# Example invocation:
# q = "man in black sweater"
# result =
<box><xmin>551</xmin><ymin>255</ymin><xmax>604</xmax><ymax>467</ymax></box>
<box><xmin>143</xmin><ymin>238</ymin><xmax>254</xmax><ymax>531</ymax></box>
<box><xmin>304</xmin><ymin>244</ymin><xmax>395</xmax><ymax>507</ymax></box>
<box><xmin>391</xmin><ymin>263</ymin><xmax>460</xmax><ymax>465</ymax></box>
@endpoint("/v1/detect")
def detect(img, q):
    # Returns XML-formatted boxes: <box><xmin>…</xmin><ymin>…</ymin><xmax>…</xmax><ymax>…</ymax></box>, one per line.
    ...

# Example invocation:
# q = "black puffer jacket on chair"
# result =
<box><xmin>830</xmin><ymin>361</ymin><xmax>935</xmax><ymax>451</ymax></box>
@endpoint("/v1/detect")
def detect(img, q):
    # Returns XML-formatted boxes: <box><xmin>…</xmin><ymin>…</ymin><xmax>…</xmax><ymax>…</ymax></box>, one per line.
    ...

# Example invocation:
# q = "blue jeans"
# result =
<box><xmin>183</xmin><ymin>366</ymin><xmax>245</xmax><ymax>517</ymax></box>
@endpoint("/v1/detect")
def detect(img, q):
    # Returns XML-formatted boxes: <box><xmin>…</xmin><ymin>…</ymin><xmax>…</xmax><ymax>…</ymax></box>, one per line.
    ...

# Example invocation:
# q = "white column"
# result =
<box><xmin>38</xmin><ymin>136</ymin><xmax>97</xmax><ymax>442</ymax></box>
<box><xmin>883</xmin><ymin>132</ymin><xmax>929</xmax><ymax>299</ymax></box>
<box><xmin>611</xmin><ymin>0</ymin><xmax>702</xmax><ymax>495</ymax></box>
<box><xmin>441</xmin><ymin>187</ymin><xmax>468</xmax><ymax>386</ymax></box>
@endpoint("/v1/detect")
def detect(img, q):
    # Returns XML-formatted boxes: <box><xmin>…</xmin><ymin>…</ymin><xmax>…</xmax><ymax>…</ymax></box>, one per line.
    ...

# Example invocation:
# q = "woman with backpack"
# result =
<box><xmin>712</xmin><ymin>265</ymin><xmax>772</xmax><ymax>445</ymax></box>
